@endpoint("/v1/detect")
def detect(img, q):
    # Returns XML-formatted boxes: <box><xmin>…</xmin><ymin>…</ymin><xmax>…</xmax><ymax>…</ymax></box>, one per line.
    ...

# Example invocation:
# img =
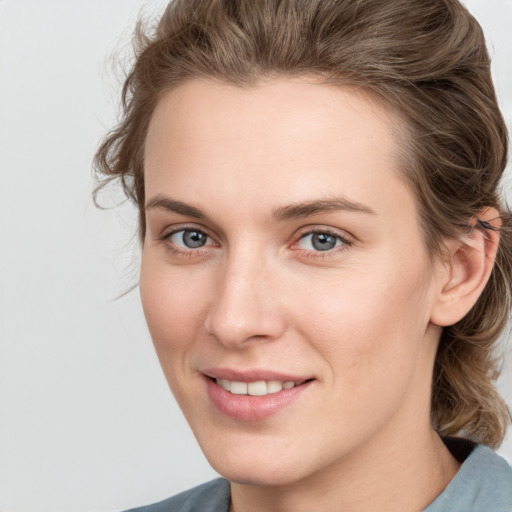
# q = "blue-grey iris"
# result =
<box><xmin>312</xmin><ymin>233</ymin><xmax>337</xmax><ymax>251</ymax></box>
<box><xmin>183</xmin><ymin>230</ymin><xmax>207</xmax><ymax>248</ymax></box>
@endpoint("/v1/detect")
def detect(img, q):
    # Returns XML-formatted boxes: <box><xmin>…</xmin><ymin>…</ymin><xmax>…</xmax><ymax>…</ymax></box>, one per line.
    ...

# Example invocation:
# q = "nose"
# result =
<box><xmin>204</xmin><ymin>249</ymin><xmax>287</xmax><ymax>349</ymax></box>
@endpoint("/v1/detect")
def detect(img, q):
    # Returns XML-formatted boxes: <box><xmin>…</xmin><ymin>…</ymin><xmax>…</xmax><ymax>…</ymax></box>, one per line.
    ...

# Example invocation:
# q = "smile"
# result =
<box><xmin>204</xmin><ymin>371</ymin><xmax>315</xmax><ymax>421</ymax></box>
<box><xmin>215</xmin><ymin>378</ymin><xmax>306</xmax><ymax>396</ymax></box>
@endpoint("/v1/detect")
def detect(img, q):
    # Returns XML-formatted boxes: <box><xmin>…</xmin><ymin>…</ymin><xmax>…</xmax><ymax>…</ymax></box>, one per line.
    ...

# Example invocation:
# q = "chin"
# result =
<box><xmin>198</xmin><ymin>437</ymin><xmax>314</xmax><ymax>487</ymax></box>
<box><xmin>211</xmin><ymin>460</ymin><xmax>306</xmax><ymax>487</ymax></box>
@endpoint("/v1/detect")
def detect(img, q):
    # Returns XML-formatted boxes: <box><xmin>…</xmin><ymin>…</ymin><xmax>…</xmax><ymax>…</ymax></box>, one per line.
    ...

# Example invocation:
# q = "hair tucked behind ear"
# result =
<box><xmin>94</xmin><ymin>0</ymin><xmax>512</xmax><ymax>447</ymax></box>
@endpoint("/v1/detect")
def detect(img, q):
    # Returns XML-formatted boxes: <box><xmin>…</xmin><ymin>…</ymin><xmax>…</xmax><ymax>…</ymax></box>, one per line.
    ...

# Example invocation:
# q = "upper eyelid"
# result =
<box><xmin>293</xmin><ymin>225</ymin><xmax>354</xmax><ymax>243</ymax></box>
<box><xmin>163</xmin><ymin>224</ymin><xmax>214</xmax><ymax>239</ymax></box>
<box><xmin>163</xmin><ymin>225</ymin><xmax>352</xmax><ymax>237</ymax></box>
<box><xmin>298</xmin><ymin>231</ymin><xmax>347</xmax><ymax>242</ymax></box>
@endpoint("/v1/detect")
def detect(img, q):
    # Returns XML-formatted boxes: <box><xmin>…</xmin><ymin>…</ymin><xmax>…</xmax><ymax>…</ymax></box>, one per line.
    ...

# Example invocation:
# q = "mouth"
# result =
<box><xmin>211</xmin><ymin>377</ymin><xmax>312</xmax><ymax>396</ymax></box>
<box><xmin>202</xmin><ymin>370</ymin><xmax>316</xmax><ymax>421</ymax></box>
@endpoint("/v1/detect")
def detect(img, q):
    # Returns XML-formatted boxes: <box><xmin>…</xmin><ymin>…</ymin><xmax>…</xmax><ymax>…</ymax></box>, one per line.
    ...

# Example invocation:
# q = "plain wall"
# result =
<box><xmin>0</xmin><ymin>1</ymin><xmax>511</xmax><ymax>511</ymax></box>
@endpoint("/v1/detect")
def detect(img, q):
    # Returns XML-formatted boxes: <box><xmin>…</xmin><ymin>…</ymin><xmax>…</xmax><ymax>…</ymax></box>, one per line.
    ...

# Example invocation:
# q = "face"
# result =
<box><xmin>140</xmin><ymin>77</ymin><xmax>444</xmax><ymax>486</ymax></box>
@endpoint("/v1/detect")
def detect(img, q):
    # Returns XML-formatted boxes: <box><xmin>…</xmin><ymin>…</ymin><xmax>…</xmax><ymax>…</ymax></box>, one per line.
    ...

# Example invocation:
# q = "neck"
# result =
<box><xmin>230</xmin><ymin>424</ymin><xmax>460</xmax><ymax>512</ymax></box>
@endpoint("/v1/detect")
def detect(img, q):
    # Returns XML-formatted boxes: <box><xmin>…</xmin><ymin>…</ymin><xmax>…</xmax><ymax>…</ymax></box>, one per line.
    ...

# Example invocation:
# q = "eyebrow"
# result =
<box><xmin>145</xmin><ymin>195</ymin><xmax>207</xmax><ymax>219</ymax></box>
<box><xmin>271</xmin><ymin>197</ymin><xmax>376</xmax><ymax>222</ymax></box>
<box><xmin>145</xmin><ymin>194</ymin><xmax>376</xmax><ymax>221</ymax></box>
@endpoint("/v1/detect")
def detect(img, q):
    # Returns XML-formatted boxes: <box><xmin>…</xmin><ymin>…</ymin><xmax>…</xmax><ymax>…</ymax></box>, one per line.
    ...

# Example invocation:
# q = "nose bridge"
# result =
<box><xmin>205</xmin><ymin>242</ymin><xmax>285</xmax><ymax>348</ymax></box>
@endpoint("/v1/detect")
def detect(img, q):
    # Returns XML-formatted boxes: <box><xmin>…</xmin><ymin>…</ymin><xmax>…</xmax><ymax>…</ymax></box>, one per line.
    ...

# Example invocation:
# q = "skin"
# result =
<box><xmin>140</xmin><ymin>77</ymin><xmax>498</xmax><ymax>512</ymax></box>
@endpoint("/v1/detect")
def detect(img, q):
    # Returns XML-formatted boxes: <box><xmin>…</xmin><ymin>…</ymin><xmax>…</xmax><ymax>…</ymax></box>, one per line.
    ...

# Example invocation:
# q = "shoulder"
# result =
<box><xmin>124</xmin><ymin>478</ymin><xmax>230</xmax><ymax>512</ymax></box>
<box><xmin>425</xmin><ymin>443</ymin><xmax>512</xmax><ymax>512</ymax></box>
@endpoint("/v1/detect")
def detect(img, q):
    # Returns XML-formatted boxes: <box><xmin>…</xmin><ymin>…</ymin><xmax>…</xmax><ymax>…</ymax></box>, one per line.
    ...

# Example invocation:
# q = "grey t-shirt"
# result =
<box><xmin>126</xmin><ymin>442</ymin><xmax>512</xmax><ymax>512</ymax></box>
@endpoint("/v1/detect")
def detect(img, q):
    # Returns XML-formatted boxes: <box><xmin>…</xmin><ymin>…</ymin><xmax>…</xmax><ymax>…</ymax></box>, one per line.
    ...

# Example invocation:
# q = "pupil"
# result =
<box><xmin>183</xmin><ymin>231</ymin><xmax>207</xmax><ymax>248</ymax></box>
<box><xmin>312</xmin><ymin>233</ymin><xmax>336</xmax><ymax>251</ymax></box>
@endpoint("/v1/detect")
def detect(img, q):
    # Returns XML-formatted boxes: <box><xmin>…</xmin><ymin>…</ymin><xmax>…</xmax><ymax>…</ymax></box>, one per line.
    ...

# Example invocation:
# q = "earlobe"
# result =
<box><xmin>430</xmin><ymin>208</ymin><xmax>501</xmax><ymax>327</ymax></box>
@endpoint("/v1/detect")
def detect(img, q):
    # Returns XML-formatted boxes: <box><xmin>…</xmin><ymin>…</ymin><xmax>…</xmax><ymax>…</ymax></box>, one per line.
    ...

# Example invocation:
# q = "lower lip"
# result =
<box><xmin>205</xmin><ymin>377</ymin><xmax>313</xmax><ymax>421</ymax></box>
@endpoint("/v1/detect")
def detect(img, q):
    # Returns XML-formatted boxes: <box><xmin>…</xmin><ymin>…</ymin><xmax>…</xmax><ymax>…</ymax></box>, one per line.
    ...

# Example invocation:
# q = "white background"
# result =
<box><xmin>0</xmin><ymin>1</ymin><xmax>511</xmax><ymax>511</ymax></box>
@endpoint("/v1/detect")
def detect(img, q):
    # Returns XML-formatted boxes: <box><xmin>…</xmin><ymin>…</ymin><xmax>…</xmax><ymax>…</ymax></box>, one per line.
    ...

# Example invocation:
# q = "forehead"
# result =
<box><xmin>145</xmin><ymin>77</ymin><xmax>398</xmax><ymax>166</ymax></box>
<box><xmin>144</xmin><ymin>77</ymin><xmax>416</xmax><ymax>227</ymax></box>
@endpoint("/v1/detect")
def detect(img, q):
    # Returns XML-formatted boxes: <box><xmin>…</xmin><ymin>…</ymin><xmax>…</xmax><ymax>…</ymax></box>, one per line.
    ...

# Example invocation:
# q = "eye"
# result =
<box><xmin>168</xmin><ymin>229</ymin><xmax>211</xmax><ymax>249</ymax></box>
<box><xmin>297</xmin><ymin>231</ymin><xmax>347</xmax><ymax>252</ymax></box>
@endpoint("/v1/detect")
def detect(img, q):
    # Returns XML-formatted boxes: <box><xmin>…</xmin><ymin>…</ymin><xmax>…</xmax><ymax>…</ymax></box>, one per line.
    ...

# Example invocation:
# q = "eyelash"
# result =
<box><xmin>159</xmin><ymin>226</ymin><xmax>353</xmax><ymax>260</ymax></box>
<box><xmin>292</xmin><ymin>229</ymin><xmax>352</xmax><ymax>259</ymax></box>
<box><xmin>160</xmin><ymin>226</ymin><xmax>218</xmax><ymax>257</ymax></box>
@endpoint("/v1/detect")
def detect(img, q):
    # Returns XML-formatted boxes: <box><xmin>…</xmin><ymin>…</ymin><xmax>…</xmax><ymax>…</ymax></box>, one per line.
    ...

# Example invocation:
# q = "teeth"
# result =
<box><xmin>248</xmin><ymin>381</ymin><xmax>267</xmax><ymax>396</ymax></box>
<box><xmin>267</xmin><ymin>380</ymin><xmax>283</xmax><ymax>393</ymax></box>
<box><xmin>218</xmin><ymin>379</ymin><xmax>231</xmax><ymax>391</ymax></box>
<box><xmin>230</xmin><ymin>381</ymin><xmax>248</xmax><ymax>395</ymax></box>
<box><xmin>215</xmin><ymin>378</ymin><xmax>304</xmax><ymax>396</ymax></box>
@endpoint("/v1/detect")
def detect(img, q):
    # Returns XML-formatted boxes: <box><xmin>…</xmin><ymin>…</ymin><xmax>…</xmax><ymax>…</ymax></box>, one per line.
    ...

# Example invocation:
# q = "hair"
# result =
<box><xmin>94</xmin><ymin>0</ymin><xmax>512</xmax><ymax>448</ymax></box>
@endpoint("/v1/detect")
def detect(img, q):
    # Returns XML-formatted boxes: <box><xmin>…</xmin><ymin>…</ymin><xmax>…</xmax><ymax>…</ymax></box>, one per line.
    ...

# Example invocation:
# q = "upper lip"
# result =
<box><xmin>202</xmin><ymin>367</ymin><xmax>314</xmax><ymax>383</ymax></box>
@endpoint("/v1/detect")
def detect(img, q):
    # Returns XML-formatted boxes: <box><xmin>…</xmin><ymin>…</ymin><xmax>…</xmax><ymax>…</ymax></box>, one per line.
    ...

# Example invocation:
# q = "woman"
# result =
<box><xmin>94</xmin><ymin>0</ymin><xmax>512</xmax><ymax>510</ymax></box>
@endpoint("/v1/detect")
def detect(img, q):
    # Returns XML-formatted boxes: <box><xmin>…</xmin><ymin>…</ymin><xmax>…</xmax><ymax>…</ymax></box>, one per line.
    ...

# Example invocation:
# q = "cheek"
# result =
<box><xmin>139</xmin><ymin>255</ymin><xmax>207</xmax><ymax>359</ymax></box>
<box><xmin>295</xmin><ymin>275</ymin><xmax>433</xmax><ymax>447</ymax></box>
<box><xmin>293</xmin><ymin>260</ymin><xmax>432</xmax><ymax>385</ymax></box>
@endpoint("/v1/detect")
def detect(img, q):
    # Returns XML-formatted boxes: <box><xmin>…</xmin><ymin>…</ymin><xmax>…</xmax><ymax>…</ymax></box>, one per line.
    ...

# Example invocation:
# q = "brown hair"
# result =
<box><xmin>94</xmin><ymin>0</ymin><xmax>512</xmax><ymax>447</ymax></box>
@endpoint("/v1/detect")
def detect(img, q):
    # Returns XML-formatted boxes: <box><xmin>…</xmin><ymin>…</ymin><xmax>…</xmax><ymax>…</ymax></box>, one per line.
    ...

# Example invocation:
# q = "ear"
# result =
<box><xmin>430</xmin><ymin>208</ymin><xmax>501</xmax><ymax>327</ymax></box>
